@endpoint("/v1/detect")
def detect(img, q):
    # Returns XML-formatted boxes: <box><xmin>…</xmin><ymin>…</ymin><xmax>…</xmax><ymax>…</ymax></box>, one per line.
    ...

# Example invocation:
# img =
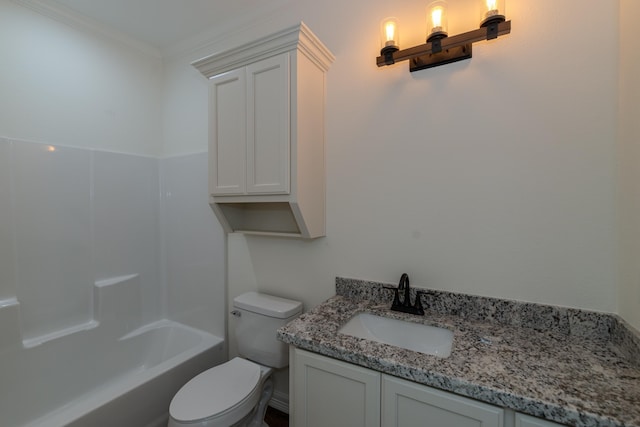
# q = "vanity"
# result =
<box><xmin>277</xmin><ymin>277</ymin><xmax>640</xmax><ymax>427</ymax></box>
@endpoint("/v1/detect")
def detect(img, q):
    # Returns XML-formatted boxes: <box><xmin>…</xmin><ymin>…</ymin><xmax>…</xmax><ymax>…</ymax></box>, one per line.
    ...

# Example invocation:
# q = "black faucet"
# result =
<box><xmin>384</xmin><ymin>273</ymin><xmax>425</xmax><ymax>315</ymax></box>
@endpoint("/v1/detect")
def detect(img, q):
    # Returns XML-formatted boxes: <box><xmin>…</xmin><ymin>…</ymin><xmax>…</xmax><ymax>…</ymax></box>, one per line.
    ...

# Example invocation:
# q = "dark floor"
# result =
<box><xmin>265</xmin><ymin>406</ymin><xmax>289</xmax><ymax>427</ymax></box>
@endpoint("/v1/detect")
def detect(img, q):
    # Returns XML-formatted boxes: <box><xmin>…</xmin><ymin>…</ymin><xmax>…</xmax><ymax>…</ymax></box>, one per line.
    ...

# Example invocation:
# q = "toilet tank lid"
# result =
<box><xmin>234</xmin><ymin>292</ymin><xmax>302</xmax><ymax>319</ymax></box>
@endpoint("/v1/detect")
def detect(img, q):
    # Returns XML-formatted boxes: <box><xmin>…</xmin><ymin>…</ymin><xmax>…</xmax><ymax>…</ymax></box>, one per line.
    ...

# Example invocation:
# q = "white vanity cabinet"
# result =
<box><xmin>292</xmin><ymin>348</ymin><xmax>381</xmax><ymax>427</ymax></box>
<box><xmin>291</xmin><ymin>348</ymin><xmax>505</xmax><ymax>427</ymax></box>
<box><xmin>382</xmin><ymin>375</ymin><xmax>504</xmax><ymax>427</ymax></box>
<box><xmin>192</xmin><ymin>23</ymin><xmax>334</xmax><ymax>238</ymax></box>
<box><xmin>515</xmin><ymin>413</ymin><xmax>566</xmax><ymax>427</ymax></box>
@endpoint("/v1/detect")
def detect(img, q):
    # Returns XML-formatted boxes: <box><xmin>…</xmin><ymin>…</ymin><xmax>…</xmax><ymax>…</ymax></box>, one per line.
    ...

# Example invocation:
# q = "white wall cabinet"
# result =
<box><xmin>291</xmin><ymin>348</ymin><xmax>567</xmax><ymax>427</ymax></box>
<box><xmin>209</xmin><ymin>54</ymin><xmax>290</xmax><ymax>196</ymax></box>
<box><xmin>193</xmin><ymin>23</ymin><xmax>334</xmax><ymax>238</ymax></box>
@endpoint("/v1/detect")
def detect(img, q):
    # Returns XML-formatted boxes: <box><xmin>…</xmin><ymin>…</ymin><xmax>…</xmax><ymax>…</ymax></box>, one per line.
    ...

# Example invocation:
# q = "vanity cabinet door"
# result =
<box><xmin>293</xmin><ymin>348</ymin><xmax>381</xmax><ymax>427</ymax></box>
<box><xmin>382</xmin><ymin>375</ymin><xmax>504</xmax><ymax>427</ymax></box>
<box><xmin>515</xmin><ymin>413</ymin><xmax>566</xmax><ymax>427</ymax></box>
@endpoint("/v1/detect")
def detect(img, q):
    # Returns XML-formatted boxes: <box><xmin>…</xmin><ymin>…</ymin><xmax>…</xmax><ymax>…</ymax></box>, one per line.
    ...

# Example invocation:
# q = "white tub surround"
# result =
<box><xmin>0</xmin><ymin>139</ymin><xmax>226</xmax><ymax>426</ymax></box>
<box><xmin>2</xmin><ymin>320</ymin><xmax>224</xmax><ymax>427</ymax></box>
<box><xmin>0</xmin><ymin>267</ymin><xmax>225</xmax><ymax>427</ymax></box>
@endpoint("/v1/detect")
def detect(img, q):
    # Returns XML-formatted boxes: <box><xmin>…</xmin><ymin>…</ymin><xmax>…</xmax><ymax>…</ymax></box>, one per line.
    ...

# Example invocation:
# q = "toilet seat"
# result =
<box><xmin>169</xmin><ymin>358</ymin><xmax>262</xmax><ymax>426</ymax></box>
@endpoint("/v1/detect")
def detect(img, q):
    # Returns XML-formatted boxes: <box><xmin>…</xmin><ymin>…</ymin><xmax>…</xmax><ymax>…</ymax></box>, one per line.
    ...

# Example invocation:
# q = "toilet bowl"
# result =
<box><xmin>168</xmin><ymin>358</ymin><xmax>273</xmax><ymax>427</ymax></box>
<box><xmin>168</xmin><ymin>292</ymin><xmax>302</xmax><ymax>427</ymax></box>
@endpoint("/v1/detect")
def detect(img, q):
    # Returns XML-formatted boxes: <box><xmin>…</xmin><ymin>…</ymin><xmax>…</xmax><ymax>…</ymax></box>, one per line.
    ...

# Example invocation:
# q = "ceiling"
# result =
<box><xmin>48</xmin><ymin>0</ymin><xmax>266</xmax><ymax>49</ymax></box>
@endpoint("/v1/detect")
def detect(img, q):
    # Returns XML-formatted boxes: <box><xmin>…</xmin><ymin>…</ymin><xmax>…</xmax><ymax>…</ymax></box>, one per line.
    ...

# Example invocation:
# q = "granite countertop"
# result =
<box><xmin>277</xmin><ymin>278</ymin><xmax>640</xmax><ymax>427</ymax></box>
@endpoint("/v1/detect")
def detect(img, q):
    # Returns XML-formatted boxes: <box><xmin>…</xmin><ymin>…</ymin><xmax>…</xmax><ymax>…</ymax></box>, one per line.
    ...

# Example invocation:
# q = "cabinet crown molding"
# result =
<box><xmin>192</xmin><ymin>22</ymin><xmax>334</xmax><ymax>78</ymax></box>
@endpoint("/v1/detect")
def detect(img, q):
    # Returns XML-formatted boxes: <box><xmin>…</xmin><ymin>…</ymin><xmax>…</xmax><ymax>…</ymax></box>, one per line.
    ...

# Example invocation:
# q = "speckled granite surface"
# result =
<box><xmin>278</xmin><ymin>277</ymin><xmax>640</xmax><ymax>427</ymax></box>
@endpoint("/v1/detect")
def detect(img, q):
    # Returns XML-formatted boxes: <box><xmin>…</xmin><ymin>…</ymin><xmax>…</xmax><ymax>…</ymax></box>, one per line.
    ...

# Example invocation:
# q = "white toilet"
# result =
<box><xmin>168</xmin><ymin>292</ymin><xmax>302</xmax><ymax>427</ymax></box>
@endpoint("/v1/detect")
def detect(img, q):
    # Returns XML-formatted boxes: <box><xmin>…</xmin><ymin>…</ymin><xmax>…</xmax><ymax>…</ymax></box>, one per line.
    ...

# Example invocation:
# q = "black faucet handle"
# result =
<box><xmin>414</xmin><ymin>291</ymin><xmax>425</xmax><ymax>314</ymax></box>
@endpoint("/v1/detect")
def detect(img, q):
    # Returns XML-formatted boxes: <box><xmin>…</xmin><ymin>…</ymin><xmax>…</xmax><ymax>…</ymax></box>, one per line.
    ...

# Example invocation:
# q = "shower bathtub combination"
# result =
<box><xmin>0</xmin><ymin>274</ymin><xmax>225</xmax><ymax>427</ymax></box>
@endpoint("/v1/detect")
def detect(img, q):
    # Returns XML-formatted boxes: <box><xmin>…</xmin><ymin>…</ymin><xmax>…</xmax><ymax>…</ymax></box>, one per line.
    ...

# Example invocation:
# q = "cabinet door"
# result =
<box><xmin>246</xmin><ymin>54</ymin><xmax>290</xmax><ymax>194</ymax></box>
<box><xmin>209</xmin><ymin>69</ymin><xmax>246</xmax><ymax>195</ymax></box>
<box><xmin>293</xmin><ymin>349</ymin><xmax>381</xmax><ymax>427</ymax></box>
<box><xmin>382</xmin><ymin>375</ymin><xmax>504</xmax><ymax>427</ymax></box>
<box><xmin>515</xmin><ymin>413</ymin><xmax>566</xmax><ymax>427</ymax></box>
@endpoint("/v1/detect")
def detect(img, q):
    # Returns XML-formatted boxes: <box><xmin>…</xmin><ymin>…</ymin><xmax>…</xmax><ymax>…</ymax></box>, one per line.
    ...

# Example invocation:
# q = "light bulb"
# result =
<box><xmin>426</xmin><ymin>1</ymin><xmax>448</xmax><ymax>42</ymax></box>
<box><xmin>432</xmin><ymin>7</ymin><xmax>443</xmax><ymax>29</ymax></box>
<box><xmin>380</xmin><ymin>17</ymin><xmax>399</xmax><ymax>52</ymax></box>
<box><xmin>387</xmin><ymin>23</ymin><xmax>395</xmax><ymax>40</ymax></box>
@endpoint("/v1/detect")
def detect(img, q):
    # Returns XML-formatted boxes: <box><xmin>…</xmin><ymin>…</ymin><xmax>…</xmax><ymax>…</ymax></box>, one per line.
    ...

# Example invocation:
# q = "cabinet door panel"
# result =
<box><xmin>294</xmin><ymin>349</ymin><xmax>380</xmax><ymax>427</ymax></box>
<box><xmin>209</xmin><ymin>70</ymin><xmax>246</xmax><ymax>195</ymax></box>
<box><xmin>246</xmin><ymin>54</ymin><xmax>290</xmax><ymax>194</ymax></box>
<box><xmin>383</xmin><ymin>375</ymin><xmax>503</xmax><ymax>427</ymax></box>
<box><xmin>515</xmin><ymin>413</ymin><xmax>566</xmax><ymax>427</ymax></box>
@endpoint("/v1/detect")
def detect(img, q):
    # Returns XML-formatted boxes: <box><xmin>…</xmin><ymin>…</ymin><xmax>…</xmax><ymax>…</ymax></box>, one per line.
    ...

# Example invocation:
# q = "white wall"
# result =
<box><xmin>0</xmin><ymin>0</ymin><xmax>162</xmax><ymax>156</ymax></box>
<box><xmin>617</xmin><ymin>0</ymin><xmax>640</xmax><ymax>331</ymax></box>
<box><xmin>162</xmin><ymin>0</ymin><xmax>620</xmax><ymax>317</ymax></box>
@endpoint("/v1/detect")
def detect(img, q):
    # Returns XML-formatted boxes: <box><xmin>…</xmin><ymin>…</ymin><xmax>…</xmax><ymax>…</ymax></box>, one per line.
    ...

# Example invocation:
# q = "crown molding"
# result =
<box><xmin>11</xmin><ymin>0</ymin><xmax>162</xmax><ymax>59</ymax></box>
<box><xmin>192</xmin><ymin>22</ymin><xmax>335</xmax><ymax>79</ymax></box>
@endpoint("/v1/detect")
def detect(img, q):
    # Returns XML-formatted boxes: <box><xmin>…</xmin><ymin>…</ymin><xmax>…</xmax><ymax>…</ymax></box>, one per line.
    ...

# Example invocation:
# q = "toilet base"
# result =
<box><xmin>235</xmin><ymin>376</ymin><xmax>273</xmax><ymax>427</ymax></box>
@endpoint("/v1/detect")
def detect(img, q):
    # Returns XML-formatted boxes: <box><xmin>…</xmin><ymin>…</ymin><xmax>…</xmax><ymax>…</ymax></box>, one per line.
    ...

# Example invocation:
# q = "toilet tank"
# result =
<box><xmin>233</xmin><ymin>292</ymin><xmax>302</xmax><ymax>369</ymax></box>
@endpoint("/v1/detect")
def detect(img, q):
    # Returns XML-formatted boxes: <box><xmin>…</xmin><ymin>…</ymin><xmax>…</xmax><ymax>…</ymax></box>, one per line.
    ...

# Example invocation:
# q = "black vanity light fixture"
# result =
<box><xmin>378</xmin><ymin>0</ymin><xmax>511</xmax><ymax>72</ymax></box>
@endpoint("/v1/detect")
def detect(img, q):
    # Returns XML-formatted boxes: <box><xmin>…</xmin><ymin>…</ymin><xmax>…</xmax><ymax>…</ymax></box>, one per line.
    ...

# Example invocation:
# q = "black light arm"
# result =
<box><xmin>376</xmin><ymin>20</ymin><xmax>511</xmax><ymax>72</ymax></box>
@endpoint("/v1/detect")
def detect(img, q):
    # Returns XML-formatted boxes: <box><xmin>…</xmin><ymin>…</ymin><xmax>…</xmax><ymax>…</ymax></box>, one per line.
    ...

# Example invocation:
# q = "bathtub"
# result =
<box><xmin>0</xmin><ymin>319</ymin><xmax>225</xmax><ymax>427</ymax></box>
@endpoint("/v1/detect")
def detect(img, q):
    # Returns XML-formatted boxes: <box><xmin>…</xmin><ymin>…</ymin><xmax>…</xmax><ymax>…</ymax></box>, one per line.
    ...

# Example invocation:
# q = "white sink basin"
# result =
<box><xmin>338</xmin><ymin>313</ymin><xmax>454</xmax><ymax>358</ymax></box>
